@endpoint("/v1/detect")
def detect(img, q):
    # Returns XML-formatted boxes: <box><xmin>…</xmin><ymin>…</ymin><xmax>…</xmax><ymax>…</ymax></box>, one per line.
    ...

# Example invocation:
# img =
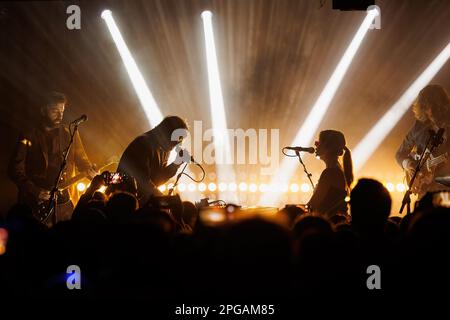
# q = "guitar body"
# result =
<box><xmin>25</xmin><ymin>189</ymin><xmax>73</xmax><ymax>223</ymax></box>
<box><xmin>406</xmin><ymin>151</ymin><xmax>449</xmax><ymax>198</ymax></box>
<box><xmin>406</xmin><ymin>169</ymin><xmax>436</xmax><ymax>197</ymax></box>
<box><xmin>23</xmin><ymin>161</ymin><xmax>116</xmax><ymax>224</ymax></box>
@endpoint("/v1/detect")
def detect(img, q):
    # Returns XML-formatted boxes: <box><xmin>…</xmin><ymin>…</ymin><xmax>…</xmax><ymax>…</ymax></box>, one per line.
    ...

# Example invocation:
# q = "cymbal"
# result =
<box><xmin>435</xmin><ymin>176</ymin><xmax>450</xmax><ymax>187</ymax></box>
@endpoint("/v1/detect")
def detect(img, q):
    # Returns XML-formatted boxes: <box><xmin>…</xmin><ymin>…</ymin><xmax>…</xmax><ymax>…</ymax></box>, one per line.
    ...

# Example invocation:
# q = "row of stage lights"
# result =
<box><xmin>100</xmin><ymin>8</ymin><xmax>449</xmax><ymax>207</ymax></box>
<box><xmin>76</xmin><ymin>181</ymin><xmax>408</xmax><ymax>194</ymax></box>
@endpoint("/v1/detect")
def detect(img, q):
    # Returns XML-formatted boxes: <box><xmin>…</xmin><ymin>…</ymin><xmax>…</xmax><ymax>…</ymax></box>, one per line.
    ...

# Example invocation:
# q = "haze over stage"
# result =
<box><xmin>0</xmin><ymin>0</ymin><xmax>449</xmax><ymax>213</ymax></box>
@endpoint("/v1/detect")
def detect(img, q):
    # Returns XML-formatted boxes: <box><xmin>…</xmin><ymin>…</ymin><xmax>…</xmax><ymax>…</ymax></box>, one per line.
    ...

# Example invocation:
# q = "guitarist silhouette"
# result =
<box><xmin>396</xmin><ymin>85</ymin><xmax>450</xmax><ymax>199</ymax></box>
<box><xmin>8</xmin><ymin>92</ymin><xmax>97</xmax><ymax>227</ymax></box>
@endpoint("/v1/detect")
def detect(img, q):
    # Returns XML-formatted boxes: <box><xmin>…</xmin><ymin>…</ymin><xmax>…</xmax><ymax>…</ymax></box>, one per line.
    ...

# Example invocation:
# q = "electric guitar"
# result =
<box><xmin>405</xmin><ymin>150</ymin><xmax>449</xmax><ymax>198</ymax></box>
<box><xmin>29</xmin><ymin>161</ymin><xmax>117</xmax><ymax>223</ymax></box>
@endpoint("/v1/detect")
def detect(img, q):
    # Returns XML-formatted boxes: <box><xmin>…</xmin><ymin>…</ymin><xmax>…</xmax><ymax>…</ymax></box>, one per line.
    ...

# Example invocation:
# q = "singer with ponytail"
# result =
<box><xmin>307</xmin><ymin>130</ymin><xmax>354</xmax><ymax>218</ymax></box>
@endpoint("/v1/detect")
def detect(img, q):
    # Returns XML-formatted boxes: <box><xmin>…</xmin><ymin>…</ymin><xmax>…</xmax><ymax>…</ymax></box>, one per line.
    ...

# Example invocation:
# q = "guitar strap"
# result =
<box><xmin>51</xmin><ymin>126</ymin><xmax>63</xmax><ymax>225</ymax></box>
<box><xmin>58</xmin><ymin>125</ymin><xmax>72</xmax><ymax>177</ymax></box>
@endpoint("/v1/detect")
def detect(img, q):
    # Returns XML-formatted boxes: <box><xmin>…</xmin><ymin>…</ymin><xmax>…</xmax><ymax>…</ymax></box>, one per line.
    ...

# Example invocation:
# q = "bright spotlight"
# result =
<box><xmin>396</xmin><ymin>183</ymin><xmax>406</xmax><ymax>192</ymax></box>
<box><xmin>77</xmin><ymin>182</ymin><xmax>86</xmax><ymax>192</ymax></box>
<box><xmin>260</xmin><ymin>10</ymin><xmax>378</xmax><ymax>206</ymax></box>
<box><xmin>158</xmin><ymin>185</ymin><xmax>166</xmax><ymax>193</ymax></box>
<box><xmin>208</xmin><ymin>183</ymin><xmax>217</xmax><ymax>192</ymax></box>
<box><xmin>353</xmin><ymin>42</ymin><xmax>450</xmax><ymax>172</ymax></box>
<box><xmin>228</xmin><ymin>182</ymin><xmax>237</xmax><ymax>192</ymax></box>
<box><xmin>178</xmin><ymin>183</ymin><xmax>186</xmax><ymax>192</ymax></box>
<box><xmin>201</xmin><ymin>10</ymin><xmax>212</xmax><ymax>19</ymax></box>
<box><xmin>101</xmin><ymin>10</ymin><xmax>163</xmax><ymax>127</ymax></box>
<box><xmin>385</xmin><ymin>182</ymin><xmax>395</xmax><ymax>193</ymax></box>
<box><xmin>301</xmin><ymin>183</ymin><xmax>311</xmax><ymax>193</ymax></box>
<box><xmin>249</xmin><ymin>183</ymin><xmax>258</xmax><ymax>193</ymax></box>
<box><xmin>198</xmin><ymin>183</ymin><xmax>207</xmax><ymax>192</ymax></box>
<box><xmin>201</xmin><ymin>10</ymin><xmax>237</xmax><ymax>202</ymax></box>
<box><xmin>218</xmin><ymin>182</ymin><xmax>228</xmax><ymax>192</ymax></box>
<box><xmin>101</xmin><ymin>9</ymin><xmax>112</xmax><ymax>19</ymax></box>
<box><xmin>239</xmin><ymin>182</ymin><xmax>248</xmax><ymax>192</ymax></box>
<box><xmin>290</xmin><ymin>183</ymin><xmax>299</xmax><ymax>193</ymax></box>
<box><xmin>98</xmin><ymin>186</ymin><xmax>107</xmax><ymax>193</ymax></box>
<box><xmin>188</xmin><ymin>183</ymin><xmax>196</xmax><ymax>192</ymax></box>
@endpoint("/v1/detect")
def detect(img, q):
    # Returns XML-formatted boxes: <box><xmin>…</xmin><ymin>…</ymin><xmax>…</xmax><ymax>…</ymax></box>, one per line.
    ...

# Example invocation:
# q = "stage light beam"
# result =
<box><xmin>260</xmin><ymin>9</ymin><xmax>379</xmax><ymax>206</ymax></box>
<box><xmin>102</xmin><ymin>10</ymin><xmax>199</xmax><ymax>200</ymax></box>
<box><xmin>201</xmin><ymin>10</ymin><xmax>237</xmax><ymax>202</ymax></box>
<box><xmin>101</xmin><ymin>10</ymin><xmax>163</xmax><ymax>127</ymax></box>
<box><xmin>353</xmin><ymin>42</ymin><xmax>450</xmax><ymax>172</ymax></box>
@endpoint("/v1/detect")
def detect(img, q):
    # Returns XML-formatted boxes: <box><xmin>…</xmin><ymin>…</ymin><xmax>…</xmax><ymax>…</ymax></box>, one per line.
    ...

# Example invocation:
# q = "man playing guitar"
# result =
<box><xmin>8</xmin><ymin>91</ymin><xmax>97</xmax><ymax>226</ymax></box>
<box><xmin>396</xmin><ymin>84</ymin><xmax>450</xmax><ymax>199</ymax></box>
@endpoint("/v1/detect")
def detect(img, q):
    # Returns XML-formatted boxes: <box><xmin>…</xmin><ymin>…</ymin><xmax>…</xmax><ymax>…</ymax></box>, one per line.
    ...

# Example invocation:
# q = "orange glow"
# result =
<box><xmin>0</xmin><ymin>228</ymin><xmax>8</xmax><ymax>256</ymax></box>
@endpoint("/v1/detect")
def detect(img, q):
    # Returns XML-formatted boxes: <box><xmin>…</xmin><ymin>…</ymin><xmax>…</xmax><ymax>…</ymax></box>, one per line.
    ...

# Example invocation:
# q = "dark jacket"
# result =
<box><xmin>117</xmin><ymin>129</ymin><xmax>179</xmax><ymax>205</ymax></box>
<box><xmin>8</xmin><ymin>124</ymin><xmax>91</xmax><ymax>200</ymax></box>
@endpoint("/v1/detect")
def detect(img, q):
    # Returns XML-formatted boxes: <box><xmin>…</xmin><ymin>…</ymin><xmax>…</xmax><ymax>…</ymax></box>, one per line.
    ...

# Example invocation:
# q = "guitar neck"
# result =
<box><xmin>57</xmin><ymin>161</ymin><xmax>117</xmax><ymax>190</ymax></box>
<box><xmin>58</xmin><ymin>173</ymin><xmax>86</xmax><ymax>190</ymax></box>
<box><xmin>428</xmin><ymin>152</ymin><xmax>449</xmax><ymax>168</ymax></box>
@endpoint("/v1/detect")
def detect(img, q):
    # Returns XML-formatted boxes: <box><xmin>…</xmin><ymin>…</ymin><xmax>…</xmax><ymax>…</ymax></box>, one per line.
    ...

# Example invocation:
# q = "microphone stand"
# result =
<box><xmin>168</xmin><ymin>162</ymin><xmax>188</xmax><ymax>196</ymax></box>
<box><xmin>399</xmin><ymin>130</ymin><xmax>440</xmax><ymax>215</ymax></box>
<box><xmin>44</xmin><ymin>123</ymin><xmax>80</xmax><ymax>224</ymax></box>
<box><xmin>296</xmin><ymin>151</ymin><xmax>315</xmax><ymax>190</ymax></box>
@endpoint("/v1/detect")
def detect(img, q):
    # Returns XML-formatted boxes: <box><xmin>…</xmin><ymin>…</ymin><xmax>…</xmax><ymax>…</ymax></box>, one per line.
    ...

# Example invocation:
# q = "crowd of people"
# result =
<box><xmin>2</xmin><ymin>86</ymin><xmax>449</xmax><ymax>311</ymax></box>
<box><xmin>1</xmin><ymin>176</ymin><xmax>449</xmax><ymax>305</ymax></box>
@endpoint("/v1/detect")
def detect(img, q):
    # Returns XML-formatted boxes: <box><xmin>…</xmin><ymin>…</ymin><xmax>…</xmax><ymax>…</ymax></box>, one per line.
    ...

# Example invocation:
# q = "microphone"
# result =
<box><xmin>175</xmin><ymin>147</ymin><xmax>198</xmax><ymax>165</ymax></box>
<box><xmin>284</xmin><ymin>146</ymin><xmax>316</xmax><ymax>154</ymax></box>
<box><xmin>71</xmin><ymin>114</ymin><xmax>88</xmax><ymax>126</ymax></box>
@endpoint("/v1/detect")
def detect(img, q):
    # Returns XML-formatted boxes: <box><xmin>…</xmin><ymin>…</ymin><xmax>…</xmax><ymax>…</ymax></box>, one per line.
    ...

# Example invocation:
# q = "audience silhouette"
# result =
<box><xmin>1</xmin><ymin>175</ymin><xmax>449</xmax><ymax>306</ymax></box>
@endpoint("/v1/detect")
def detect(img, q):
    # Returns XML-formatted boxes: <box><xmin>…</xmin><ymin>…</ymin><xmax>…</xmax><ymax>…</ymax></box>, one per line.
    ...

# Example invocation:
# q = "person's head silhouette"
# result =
<box><xmin>350</xmin><ymin>178</ymin><xmax>391</xmax><ymax>236</ymax></box>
